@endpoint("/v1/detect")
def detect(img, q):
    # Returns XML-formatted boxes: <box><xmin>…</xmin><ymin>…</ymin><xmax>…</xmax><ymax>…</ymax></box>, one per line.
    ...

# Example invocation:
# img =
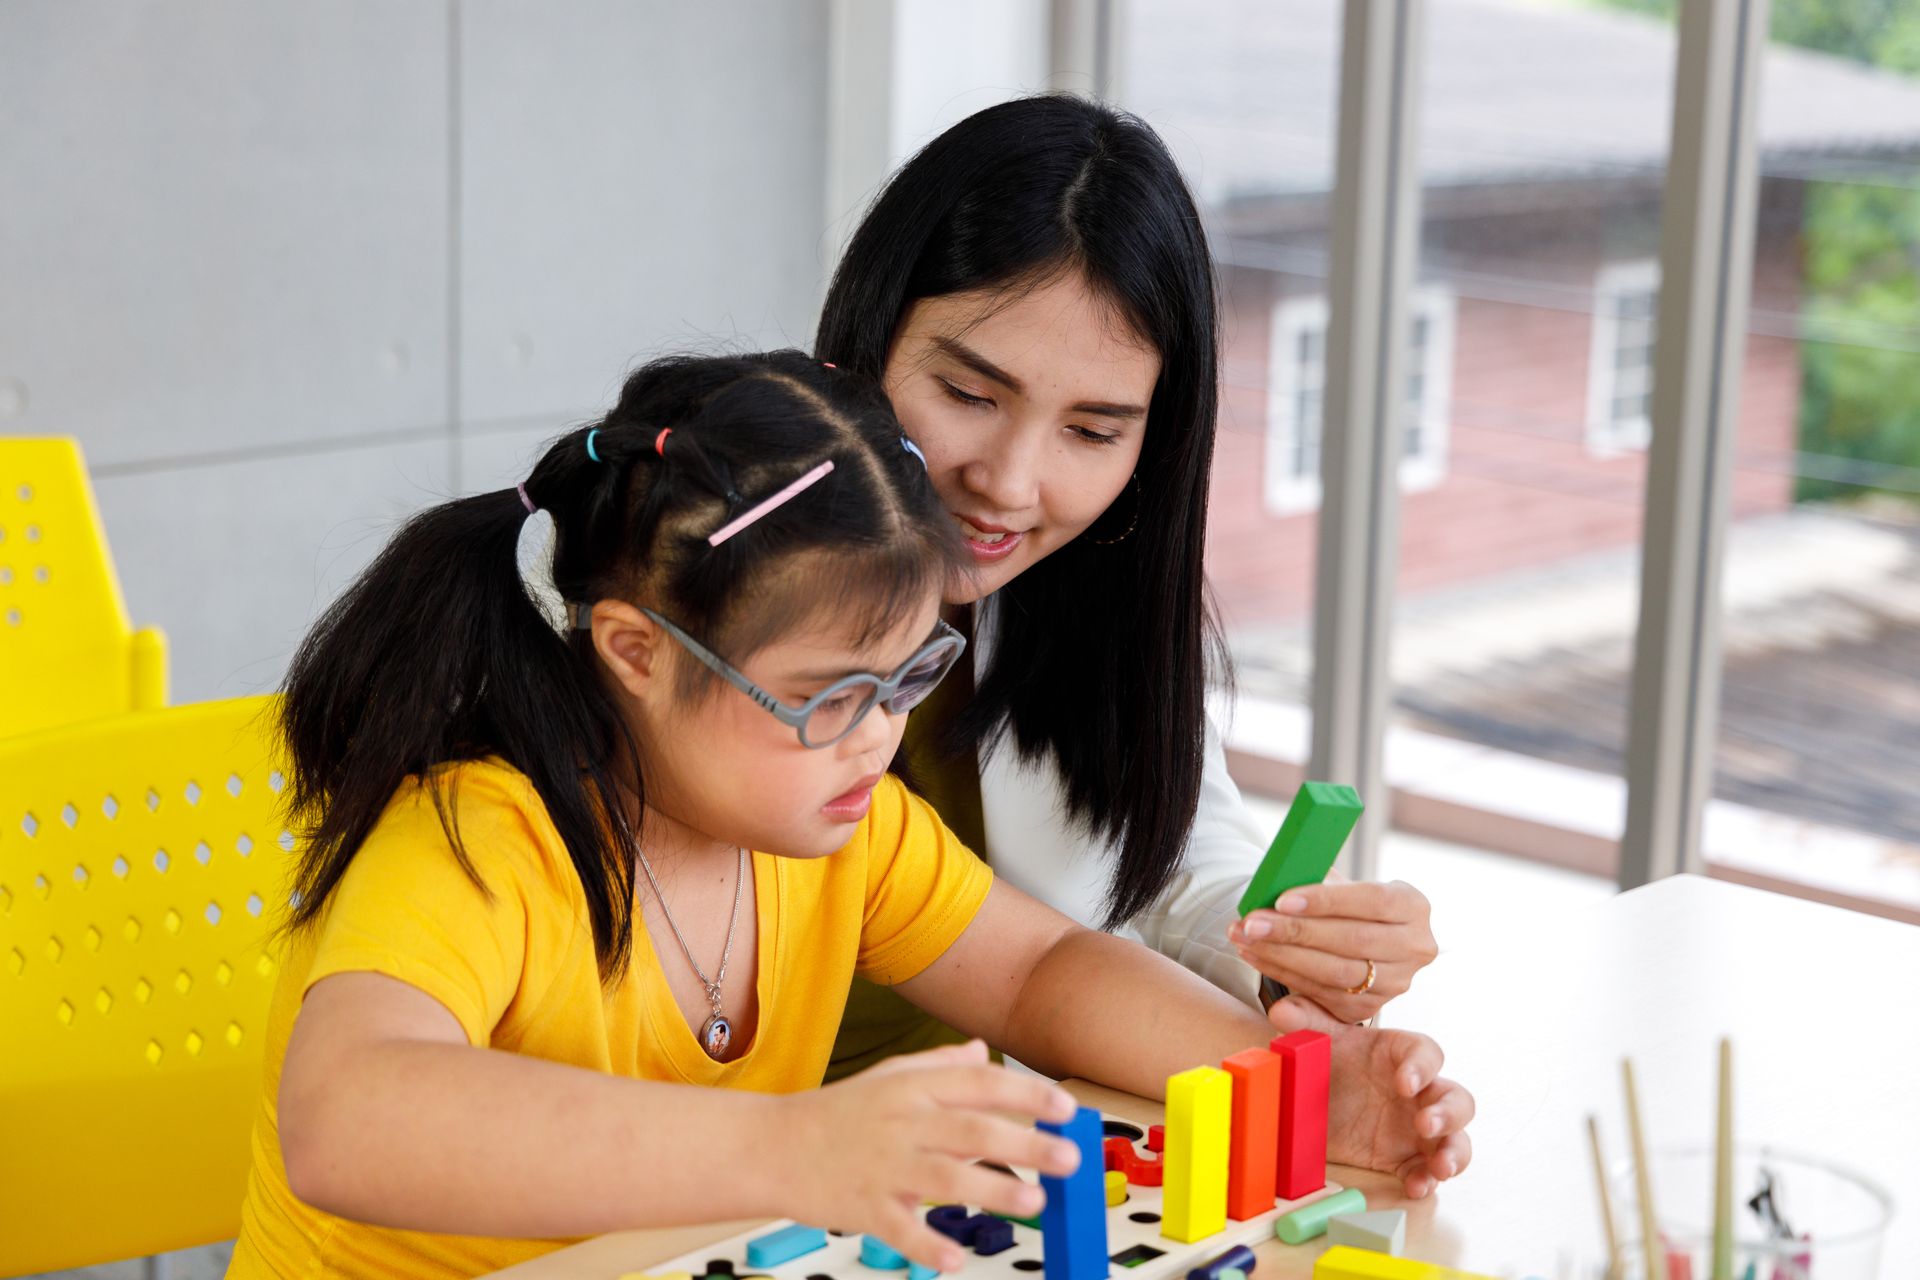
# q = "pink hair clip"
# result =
<box><xmin>707</xmin><ymin>460</ymin><xmax>835</xmax><ymax>547</ymax></box>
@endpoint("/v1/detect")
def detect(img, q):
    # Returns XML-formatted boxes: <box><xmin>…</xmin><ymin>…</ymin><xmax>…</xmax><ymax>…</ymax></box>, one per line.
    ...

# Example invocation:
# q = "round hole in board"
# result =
<box><xmin>1127</xmin><ymin>1212</ymin><xmax>1160</xmax><ymax>1224</ymax></box>
<box><xmin>1013</xmin><ymin>1262</ymin><xmax>1045</xmax><ymax>1272</ymax></box>
<box><xmin>1101</xmin><ymin>1120</ymin><xmax>1145</xmax><ymax>1142</ymax></box>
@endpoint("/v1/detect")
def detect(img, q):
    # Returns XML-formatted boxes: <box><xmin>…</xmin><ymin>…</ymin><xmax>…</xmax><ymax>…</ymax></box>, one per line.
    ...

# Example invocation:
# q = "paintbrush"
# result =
<box><xmin>1623</xmin><ymin>1058</ymin><xmax>1664</xmax><ymax>1280</ymax></box>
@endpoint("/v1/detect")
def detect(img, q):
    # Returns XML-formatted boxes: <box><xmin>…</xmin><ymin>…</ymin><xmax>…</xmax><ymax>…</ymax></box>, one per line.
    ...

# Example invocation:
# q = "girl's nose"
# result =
<box><xmin>843</xmin><ymin>695</ymin><xmax>901</xmax><ymax>760</ymax></box>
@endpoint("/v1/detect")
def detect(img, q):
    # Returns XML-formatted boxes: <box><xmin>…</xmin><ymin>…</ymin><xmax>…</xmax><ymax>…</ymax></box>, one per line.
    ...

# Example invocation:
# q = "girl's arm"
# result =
<box><xmin>280</xmin><ymin>971</ymin><xmax>1080</xmax><ymax>1255</ymax></box>
<box><xmin>893</xmin><ymin>880</ymin><xmax>1475</xmax><ymax>1199</ymax></box>
<box><xmin>279</xmin><ymin>972</ymin><xmax>787</xmax><ymax>1236</ymax></box>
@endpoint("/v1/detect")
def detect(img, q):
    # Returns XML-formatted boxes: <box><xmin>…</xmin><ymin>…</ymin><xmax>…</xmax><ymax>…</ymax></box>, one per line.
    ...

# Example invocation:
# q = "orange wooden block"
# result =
<box><xmin>1222</xmin><ymin>1047</ymin><xmax>1281</xmax><ymax>1220</ymax></box>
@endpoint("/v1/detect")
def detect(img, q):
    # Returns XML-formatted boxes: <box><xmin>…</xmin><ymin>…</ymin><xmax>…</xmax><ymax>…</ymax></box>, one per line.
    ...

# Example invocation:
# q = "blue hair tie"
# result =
<box><xmin>900</xmin><ymin>436</ymin><xmax>928</xmax><ymax>468</ymax></box>
<box><xmin>585</xmin><ymin>428</ymin><xmax>603</xmax><ymax>463</ymax></box>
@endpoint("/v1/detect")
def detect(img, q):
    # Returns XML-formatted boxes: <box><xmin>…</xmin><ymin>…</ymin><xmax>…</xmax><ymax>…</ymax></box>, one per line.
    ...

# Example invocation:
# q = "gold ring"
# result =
<box><xmin>1344</xmin><ymin>958</ymin><xmax>1377</xmax><ymax>996</ymax></box>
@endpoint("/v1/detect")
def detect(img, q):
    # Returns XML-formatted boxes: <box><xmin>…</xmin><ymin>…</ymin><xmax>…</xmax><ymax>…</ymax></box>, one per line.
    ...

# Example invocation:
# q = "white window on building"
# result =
<box><xmin>1586</xmin><ymin>259</ymin><xmax>1660</xmax><ymax>454</ymax></box>
<box><xmin>1263</xmin><ymin>289</ymin><xmax>1455</xmax><ymax>516</ymax></box>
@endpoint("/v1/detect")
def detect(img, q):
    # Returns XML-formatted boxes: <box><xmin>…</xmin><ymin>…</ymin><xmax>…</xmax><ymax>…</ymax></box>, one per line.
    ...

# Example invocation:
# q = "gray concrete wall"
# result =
<box><xmin>1</xmin><ymin>1</ymin><xmax>832</xmax><ymax>702</ymax></box>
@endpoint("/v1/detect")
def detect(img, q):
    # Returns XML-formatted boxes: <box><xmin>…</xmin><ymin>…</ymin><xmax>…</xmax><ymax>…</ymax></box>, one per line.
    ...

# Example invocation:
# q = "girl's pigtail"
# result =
<box><xmin>279</xmin><ymin>481</ymin><xmax>638</xmax><ymax>973</ymax></box>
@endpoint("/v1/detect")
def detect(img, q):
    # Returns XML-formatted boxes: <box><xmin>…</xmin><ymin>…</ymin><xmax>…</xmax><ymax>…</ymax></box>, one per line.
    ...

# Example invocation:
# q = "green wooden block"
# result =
<box><xmin>1274</xmin><ymin>1186</ymin><xmax>1366</xmax><ymax>1245</ymax></box>
<box><xmin>1236</xmin><ymin>781</ymin><xmax>1364</xmax><ymax>917</ymax></box>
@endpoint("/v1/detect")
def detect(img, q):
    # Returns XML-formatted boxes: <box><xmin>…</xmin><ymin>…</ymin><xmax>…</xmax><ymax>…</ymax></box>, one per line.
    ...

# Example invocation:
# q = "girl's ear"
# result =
<box><xmin>589</xmin><ymin>600</ymin><xmax>667</xmax><ymax>701</ymax></box>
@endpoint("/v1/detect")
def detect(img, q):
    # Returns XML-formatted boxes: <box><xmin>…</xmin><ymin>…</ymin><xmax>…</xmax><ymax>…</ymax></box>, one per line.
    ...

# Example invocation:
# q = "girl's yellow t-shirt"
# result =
<box><xmin>228</xmin><ymin>759</ymin><xmax>993</xmax><ymax>1279</ymax></box>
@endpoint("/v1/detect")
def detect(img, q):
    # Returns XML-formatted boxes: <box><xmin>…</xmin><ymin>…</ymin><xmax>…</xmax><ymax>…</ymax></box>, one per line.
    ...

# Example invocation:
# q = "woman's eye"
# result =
<box><xmin>1071</xmin><ymin>426</ymin><xmax>1120</xmax><ymax>446</ymax></box>
<box><xmin>938</xmin><ymin>378</ymin><xmax>992</xmax><ymax>408</ymax></box>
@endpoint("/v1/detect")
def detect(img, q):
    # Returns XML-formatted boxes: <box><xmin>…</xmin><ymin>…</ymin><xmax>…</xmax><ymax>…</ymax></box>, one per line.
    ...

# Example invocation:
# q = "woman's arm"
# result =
<box><xmin>896</xmin><ymin>880</ymin><xmax>1474</xmax><ymax>1199</ymax></box>
<box><xmin>280</xmin><ymin>970</ymin><xmax>1079</xmax><ymax>1260</ymax></box>
<box><xmin>1119</xmin><ymin>714</ymin><xmax>1439</xmax><ymax>1023</ymax></box>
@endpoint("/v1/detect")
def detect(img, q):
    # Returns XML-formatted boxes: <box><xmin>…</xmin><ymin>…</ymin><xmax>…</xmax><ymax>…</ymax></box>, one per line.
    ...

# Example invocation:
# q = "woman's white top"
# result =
<box><xmin>971</xmin><ymin>598</ymin><xmax>1270</xmax><ymax>1009</ymax></box>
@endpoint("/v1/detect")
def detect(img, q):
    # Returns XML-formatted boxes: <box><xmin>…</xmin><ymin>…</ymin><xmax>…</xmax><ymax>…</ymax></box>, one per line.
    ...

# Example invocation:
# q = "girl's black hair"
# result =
<box><xmin>814</xmin><ymin>93</ymin><xmax>1228</xmax><ymax>931</ymax></box>
<box><xmin>279</xmin><ymin>350</ymin><xmax>965</xmax><ymax>978</ymax></box>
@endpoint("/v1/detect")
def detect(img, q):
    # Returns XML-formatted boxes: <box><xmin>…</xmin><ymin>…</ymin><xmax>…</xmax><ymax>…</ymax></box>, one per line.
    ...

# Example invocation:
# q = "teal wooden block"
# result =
<box><xmin>1273</xmin><ymin>1186</ymin><xmax>1366</xmax><ymax>1244</ymax></box>
<box><xmin>746</xmin><ymin>1224</ymin><xmax>827</xmax><ymax>1268</ymax></box>
<box><xmin>1327</xmin><ymin>1208</ymin><xmax>1406</xmax><ymax>1256</ymax></box>
<box><xmin>859</xmin><ymin>1236</ymin><xmax>909</xmax><ymax>1269</ymax></box>
<box><xmin>1237</xmin><ymin>782</ymin><xmax>1365</xmax><ymax>916</ymax></box>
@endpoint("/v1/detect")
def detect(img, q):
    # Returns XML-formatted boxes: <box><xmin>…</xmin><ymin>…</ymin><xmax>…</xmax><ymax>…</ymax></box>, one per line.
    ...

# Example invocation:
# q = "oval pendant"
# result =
<box><xmin>699</xmin><ymin>1011</ymin><xmax>733</xmax><ymax>1060</ymax></box>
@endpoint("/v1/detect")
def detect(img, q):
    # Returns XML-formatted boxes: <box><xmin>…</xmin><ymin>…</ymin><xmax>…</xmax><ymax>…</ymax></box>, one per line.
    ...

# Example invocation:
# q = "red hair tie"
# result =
<box><xmin>654</xmin><ymin>428</ymin><xmax>673</xmax><ymax>456</ymax></box>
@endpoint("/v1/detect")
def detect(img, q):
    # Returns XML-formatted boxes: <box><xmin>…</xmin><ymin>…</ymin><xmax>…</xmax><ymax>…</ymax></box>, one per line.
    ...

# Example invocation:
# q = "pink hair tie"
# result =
<box><xmin>821</xmin><ymin>362</ymin><xmax>837</xmax><ymax>369</ymax></box>
<box><xmin>655</xmin><ymin>428</ymin><xmax>673</xmax><ymax>456</ymax></box>
<box><xmin>707</xmin><ymin>460</ymin><xmax>835</xmax><ymax>547</ymax></box>
<box><xmin>516</xmin><ymin>482</ymin><xmax>536</xmax><ymax>514</ymax></box>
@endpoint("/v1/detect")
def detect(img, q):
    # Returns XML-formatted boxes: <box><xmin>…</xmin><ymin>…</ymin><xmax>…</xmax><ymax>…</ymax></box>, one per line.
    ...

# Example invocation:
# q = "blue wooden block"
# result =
<box><xmin>971</xmin><ymin>1218</ymin><xmax>1015</xmax><ymax>1256</ymax></box>
<box><xmin>927</xmin><ymin>1205</ymin><xmax>978</xmax><ymax>1244</ymax></box>
<box><xmin>859</xmin><ymin>1236</ymin><xmax>909</xmax><ymax>1270</ymax></box>
<box><xmin>746</xmin><ymin>1224</ymin><xmax>827</xmax><ymax>1269</ymax></box>
<box><xmin>1186</xmin><ymin>1244</ymin><xmax>1256</xmax><ymax>1280</ymax></box>
<box><xmin>908</xmin><ymin>1265</ymin><xmax>938</xmax><ymax>1280</ymax></box>
<box><xmin>1039</xmin><ymin>1106</ymin><xmax>1109</xmax><ymax>1280</ymax></box>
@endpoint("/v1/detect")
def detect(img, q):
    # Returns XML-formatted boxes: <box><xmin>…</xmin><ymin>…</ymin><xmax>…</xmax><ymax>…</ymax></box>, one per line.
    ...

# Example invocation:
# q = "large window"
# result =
<box><xmin>1702</xmin><ymin>6</ymin><xmax>1920</xmax><ymax>913</ymax></box>
<box><xmin>1121</xmin><ymin>0</ymin><xmax>1345</xmax><ymax>719</ymax></box>
<box><xmin>1379</xmin><ymin>0</ymin><xmax>1675</xmax><ymax>879</ymax></box>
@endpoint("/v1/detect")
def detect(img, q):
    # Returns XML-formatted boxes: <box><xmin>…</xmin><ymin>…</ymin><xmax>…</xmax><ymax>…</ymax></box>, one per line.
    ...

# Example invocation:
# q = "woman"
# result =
<box><xmin>816</xmin><ymin>95</ymin><xmax>1441</xmax><ymax>1080</ymax></box>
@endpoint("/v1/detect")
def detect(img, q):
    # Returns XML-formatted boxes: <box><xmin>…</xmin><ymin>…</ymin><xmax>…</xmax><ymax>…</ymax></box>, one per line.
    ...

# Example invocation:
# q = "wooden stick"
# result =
<box><xmin>1713</xmin><ymin>1037</ymin><xmax>1734</xmax><ymax>1280</ymax></box>
<box><xmin>1588</xmin><ymin>1114</ymin><xmax>1624</xmax><ymax>1280</ymax></box>
<box><xmin>1623</xmin><ymin>1058</ymin><xmax>1664</xmax><ymax>1280</ymax></box>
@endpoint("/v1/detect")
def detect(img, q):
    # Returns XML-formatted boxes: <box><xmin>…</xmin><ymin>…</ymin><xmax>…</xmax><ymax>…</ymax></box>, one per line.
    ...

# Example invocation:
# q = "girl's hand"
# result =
<box><xmin>1266</xmin><ymin>996</ymin><xmax>1474</xmax><ymax>1199</ymax></box>
<box><xmin>1227</xmin><ymin>877</ymin><xmax>1438</xmax><ymax>1024</ymax></box>
<box><xmin>775</xmin><ymin>1040</ymin><xmax>1083</xmax><ymax>1272</ymax></box>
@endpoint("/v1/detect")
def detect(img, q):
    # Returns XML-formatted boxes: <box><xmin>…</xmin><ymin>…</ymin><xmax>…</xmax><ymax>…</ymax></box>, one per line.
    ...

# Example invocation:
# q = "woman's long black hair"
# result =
<box><xmin>815</xmin><ymin>93</ymin><xmax>1228</xmax><ymax>931</ymax></box>
<box><xmin>279</xmin><ymin>350</ymin><xmax>965</xmax><ymax>977</ymax></box>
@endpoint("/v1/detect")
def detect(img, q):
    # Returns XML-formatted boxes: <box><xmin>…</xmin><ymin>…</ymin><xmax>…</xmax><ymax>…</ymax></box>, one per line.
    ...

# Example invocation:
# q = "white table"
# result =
<box><xmin>490</xmin><ymin>875</ymin><xmax>1920</xmax><ymax>1278</ymax></box>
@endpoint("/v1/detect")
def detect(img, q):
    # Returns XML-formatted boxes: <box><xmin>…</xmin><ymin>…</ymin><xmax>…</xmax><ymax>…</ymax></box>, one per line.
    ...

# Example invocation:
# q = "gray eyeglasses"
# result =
<box><xmin>639</xmin><ymin>608</ymin><xmax>967</xmax><ymax>749</ymax></box>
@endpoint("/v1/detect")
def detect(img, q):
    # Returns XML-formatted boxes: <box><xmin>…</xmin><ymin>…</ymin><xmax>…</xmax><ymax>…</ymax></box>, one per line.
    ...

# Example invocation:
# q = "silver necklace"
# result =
<box><xmin>635</xmin><ymin>844</ymin><xmax>745</xmax><ymax>1060</ymax></box>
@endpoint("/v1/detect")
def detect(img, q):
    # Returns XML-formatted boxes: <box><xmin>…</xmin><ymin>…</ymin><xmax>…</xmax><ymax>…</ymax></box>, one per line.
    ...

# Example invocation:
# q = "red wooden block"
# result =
<box><xmin>1146</xmin><ymin>1124</ymin><xmax>1165</xmax><ymax>1153</ymax></box>
<box><xmin>1101</xmin><ymin>1134</ymin><xmax>1164</xmax><ymax>1187</ymax></box>
<box><xmin>1271</xmin><ymin>1030</ymin><xmax>1330</xmax><ymax>1200</ymax></box>
<box><xmin>1221</xmin><ymin>1048</ymin><xmax>1281</xmax><ymax>1220</ymax></box>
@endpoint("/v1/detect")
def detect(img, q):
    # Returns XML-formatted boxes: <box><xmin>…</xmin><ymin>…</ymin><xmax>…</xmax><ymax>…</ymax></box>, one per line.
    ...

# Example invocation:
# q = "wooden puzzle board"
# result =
<box><xmin>627</xmin><ymin>1115</ymin><xmax>1343</xmax><ymax>1280</ymax></box>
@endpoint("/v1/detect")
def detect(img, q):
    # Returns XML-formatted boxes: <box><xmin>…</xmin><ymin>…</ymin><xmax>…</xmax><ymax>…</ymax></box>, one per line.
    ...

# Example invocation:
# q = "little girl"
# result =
<box><xmin>228</xmin><ymin>351</ymin><xmax>1473</xmax><ymax>1279</ymax></box>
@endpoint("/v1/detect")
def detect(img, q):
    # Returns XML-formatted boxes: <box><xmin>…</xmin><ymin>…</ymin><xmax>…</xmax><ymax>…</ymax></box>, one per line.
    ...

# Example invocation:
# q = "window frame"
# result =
<box><xmin>1585</xmin><ymin>258</ymin><xmax>1662</xmax><ymax>456</ymax></box>
<box><xmin>1263</xmin><ymin>286</ymin><xmax>1456</xmax><ymax>516</ymax></box>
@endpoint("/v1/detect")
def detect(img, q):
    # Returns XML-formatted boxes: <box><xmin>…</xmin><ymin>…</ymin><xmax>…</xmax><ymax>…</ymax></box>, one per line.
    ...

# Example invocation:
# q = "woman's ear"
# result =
<box><xmin>589</xmin><ymin>600</ymin><xmax>666</xmax><ymax>701</ymax></box>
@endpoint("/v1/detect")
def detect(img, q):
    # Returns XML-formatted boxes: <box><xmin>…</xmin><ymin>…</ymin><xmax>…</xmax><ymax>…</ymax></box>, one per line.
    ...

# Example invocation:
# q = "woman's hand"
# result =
<box><xmin>774</xmin><ymin>1040</ymin><xmax>1082</xmax><ymax>1272</ymax></box>
<box><xmin>1226</xmin><ymin>877</ymin><xmax>1438</xmax><ymax>1024</ymax></box>
<box><xmin>1266</xmin><ymin>996</ymin><xmax>1474</xmax><ymax>1199</ymax></box>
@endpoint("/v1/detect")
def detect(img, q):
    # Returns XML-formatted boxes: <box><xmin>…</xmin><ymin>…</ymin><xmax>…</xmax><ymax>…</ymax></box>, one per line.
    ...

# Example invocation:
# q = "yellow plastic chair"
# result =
<box><xmin>0</xmin><ymin>695</ymin><xmax>292</xmax><ymax>1275</ymax></box>
<box><xmin>0</xmin><ymin>437</ymin><xmax>169</xmax><ymax>738</ymax></box>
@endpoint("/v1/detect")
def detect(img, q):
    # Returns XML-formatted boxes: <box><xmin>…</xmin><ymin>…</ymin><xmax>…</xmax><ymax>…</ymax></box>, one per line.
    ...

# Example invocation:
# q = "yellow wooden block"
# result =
<box><xmin>1161</xmin><ymin>1065</ymin><xmax>1232</xmax><ymax>1244</ymax></box>
<box><xmin>1106</xmin><ymin>1168</ymin><xmax>1128</xmax><ymax>1206</ymax></box>
<box><xmin>1313</xmin><ymin>1246</ymin><xmax>1497</xmax><ymax>1280</ymax></box>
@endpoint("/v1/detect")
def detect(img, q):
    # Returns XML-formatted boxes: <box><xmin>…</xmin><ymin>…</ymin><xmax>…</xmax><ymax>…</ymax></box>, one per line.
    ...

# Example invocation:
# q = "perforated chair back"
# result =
<box><xmin>0</xmin><ymin>696</ymin><xmax>292</xmax><ymax>1275</ymax></box>
<box><xmin>0</xmin><ymin>437</ymin><xmax>168</xmax><ymax>737</ymax></box>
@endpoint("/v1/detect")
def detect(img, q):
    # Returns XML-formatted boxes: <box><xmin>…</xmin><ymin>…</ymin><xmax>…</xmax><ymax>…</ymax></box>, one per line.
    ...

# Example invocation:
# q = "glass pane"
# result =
<box><xmin>1707</xmin><ymin>4</ymin><xmax>1920</xmax><ymax>912</ymax></box>
<box><xmin>1387</xmin><ymin>0</ymin><xmax>1677</xmax><ymax>880</ymax></box>
<box><xmin>1122</xmin><ymin>0</ymin><xmax>1344</xmax><ymax>746</ymax></box>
